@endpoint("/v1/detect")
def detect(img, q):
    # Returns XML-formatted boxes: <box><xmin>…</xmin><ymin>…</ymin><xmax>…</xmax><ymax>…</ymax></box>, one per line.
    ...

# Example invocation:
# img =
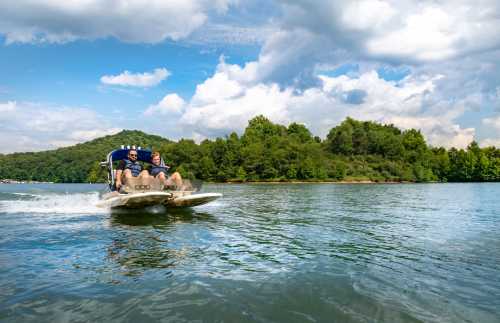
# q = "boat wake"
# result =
<box><xmin>0</xmin><ymin>191</ymin><xmax>106</xmax><ymax>215</ymax></box>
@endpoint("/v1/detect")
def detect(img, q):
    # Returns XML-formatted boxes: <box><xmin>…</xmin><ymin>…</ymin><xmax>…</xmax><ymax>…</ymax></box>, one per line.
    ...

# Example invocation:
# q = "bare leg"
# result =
<box><xmin>169</xmin><ymin>172</ymin><xmax>183</xmax><ymax>189</ymax></box>
<box><xmin>156</xmin><ymin>172</ymin><xmax>168</xmax><ymax>187</ymax></box>
<box><xmin>118</xmin><ymin>169</ymin><xmax>134</xmax><ymax>192</ymax></box>
<box><xmin>158</xmin><ymin>172</ymin><xmax>183</xmax><ymax>190</ymax></box>
<box><xmin>122</xmin><ymin>169</ymin><xmax>133</xmax><ymax>183</ymax></box>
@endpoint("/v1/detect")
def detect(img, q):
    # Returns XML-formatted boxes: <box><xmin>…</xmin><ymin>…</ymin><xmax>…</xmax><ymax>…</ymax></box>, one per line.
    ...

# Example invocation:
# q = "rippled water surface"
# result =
<box><xmin>0</xmin><ymin>183</ymin><xmax>499</xmax><ymax>322</ymax></box>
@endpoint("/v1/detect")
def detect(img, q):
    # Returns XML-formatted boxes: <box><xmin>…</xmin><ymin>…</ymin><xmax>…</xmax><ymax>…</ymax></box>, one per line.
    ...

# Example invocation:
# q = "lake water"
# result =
<box><xmin>0</xmin><ymin>183</ymin><xmax>499</xmax><ymax>322</ymax></box>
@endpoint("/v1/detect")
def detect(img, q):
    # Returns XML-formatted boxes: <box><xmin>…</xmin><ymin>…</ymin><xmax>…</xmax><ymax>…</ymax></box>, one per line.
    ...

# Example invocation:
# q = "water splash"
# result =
<box><xmin>0</xmin><ymin>192</ymin><xmax>106</xmax><ymax>215</ymax></box>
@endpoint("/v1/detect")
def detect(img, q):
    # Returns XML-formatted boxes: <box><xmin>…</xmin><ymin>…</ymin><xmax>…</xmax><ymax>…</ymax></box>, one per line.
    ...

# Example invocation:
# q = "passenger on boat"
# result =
<box><xmin>148</xmin><ymin>151</ymin><xmax>183</xmax><ymax>189</ymax></box>
<box><xmin>115</xmin><ymin>149</ymin><xmax>149</xmax><ymax>191</ymax></box>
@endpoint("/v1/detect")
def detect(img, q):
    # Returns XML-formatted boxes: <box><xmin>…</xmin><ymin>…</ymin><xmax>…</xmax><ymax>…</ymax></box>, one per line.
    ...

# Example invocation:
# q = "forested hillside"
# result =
<box><xmin>1</xmin><ymin>117</ymin><xmax>499</xmax><ymax>183</ymax></box>
<box><xmin>0</xmin><ymin>130</ymin><xmax>171</xmax><ymax>183</ymax></box>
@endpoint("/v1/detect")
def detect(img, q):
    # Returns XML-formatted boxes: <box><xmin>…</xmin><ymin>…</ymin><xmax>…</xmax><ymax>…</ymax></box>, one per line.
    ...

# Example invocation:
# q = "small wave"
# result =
<box><xmin>12</xmin><ymin>192</ymin><xmax>37</xmax><ymax>196</ymax></box>
<box><xmin>0</xmin><ymin>192</ymin><xmax>106</xmax><ymax>215</ymax></box>
<box><xmin>0</xmin><ymin>192</ymin><xmax>38</xmax><ymax>201</ymax></box>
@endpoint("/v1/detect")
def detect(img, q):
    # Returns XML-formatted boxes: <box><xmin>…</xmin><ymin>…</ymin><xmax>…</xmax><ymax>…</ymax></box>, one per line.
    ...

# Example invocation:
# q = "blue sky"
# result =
<box><xmin>0</xmin><ymin>0</ymin><xmax>499</xmax><ymax>153</ymax></box>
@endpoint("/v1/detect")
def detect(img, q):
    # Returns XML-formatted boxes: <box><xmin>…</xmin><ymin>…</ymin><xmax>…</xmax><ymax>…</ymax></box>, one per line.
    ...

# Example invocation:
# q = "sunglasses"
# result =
<box><xmin>129</xmin><ymin>154</ymin><xmax>137</xmax><ymax>157</ymax></box>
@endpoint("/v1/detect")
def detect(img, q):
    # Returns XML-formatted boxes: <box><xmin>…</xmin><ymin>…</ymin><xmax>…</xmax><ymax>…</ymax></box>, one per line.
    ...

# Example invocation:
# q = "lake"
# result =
<box><xmin>0</xmin><ymin>183</ymin><xmax>499</xmax><ymax>322</ymax></box>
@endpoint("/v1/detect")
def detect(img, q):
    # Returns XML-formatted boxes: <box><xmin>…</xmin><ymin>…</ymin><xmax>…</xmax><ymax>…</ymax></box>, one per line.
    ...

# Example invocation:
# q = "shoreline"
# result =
<box><xmin>220</xmin><ymin>180</ymin><xmax>416</xmax><ymax>184</ymax></box>
<box><xmin>0</xmin><ymin>179</ymin><xmax>54</xmax><ymax>184</ymax></box>
<box><xmin>3</xmin><ymin>180</ymin><xmax>498</xmax><ymax>185</ymax></box>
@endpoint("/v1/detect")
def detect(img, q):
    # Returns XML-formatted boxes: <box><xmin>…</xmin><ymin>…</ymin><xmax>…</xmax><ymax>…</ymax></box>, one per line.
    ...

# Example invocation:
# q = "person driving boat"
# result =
<box><xmin>115</xmin><ymin>148</ymin><xmax>149</xmax><ymax>191</ymax></box>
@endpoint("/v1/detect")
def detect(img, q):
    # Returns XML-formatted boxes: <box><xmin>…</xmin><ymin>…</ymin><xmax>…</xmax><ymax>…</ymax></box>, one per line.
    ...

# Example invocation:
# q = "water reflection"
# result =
<box><xmin>110</xmin><ymin>207</ymin><xmax>217</xmax><ymax>226</ymax></box>
<box><xmin>106</xmin><ymin>208</ymin><xmax>217</xmax><ymax>278</ymax></box>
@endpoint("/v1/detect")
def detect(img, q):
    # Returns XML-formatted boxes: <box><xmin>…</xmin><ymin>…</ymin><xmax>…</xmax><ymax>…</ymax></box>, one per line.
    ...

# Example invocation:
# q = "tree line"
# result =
<box><xmin>1</xmin><ymin>116</ymin><xmax>499</xmax><ymax>183</ymax></box>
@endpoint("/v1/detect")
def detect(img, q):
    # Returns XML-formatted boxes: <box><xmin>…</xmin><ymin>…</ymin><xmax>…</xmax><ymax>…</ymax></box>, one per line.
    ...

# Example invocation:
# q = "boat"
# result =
<box><xmin>96</xmin><ymin>146</ymin><xmax>222</xmax><ymax>209</ymax></box>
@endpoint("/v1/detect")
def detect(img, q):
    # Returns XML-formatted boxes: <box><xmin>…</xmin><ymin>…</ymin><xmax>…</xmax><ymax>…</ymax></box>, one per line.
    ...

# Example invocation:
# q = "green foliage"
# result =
<box><xmin>1</xmin><ymin>117</ymin><xmax>499</xmax><ymax>183</ymax></box>
<box><xmin>287</xmin><ymin>122</ymin><xmax>313</xmax><ymax>143</ymax></box>
<box><xmin>326</xmin><ymin>118</ymin><xmax>405</xmax><ymax>158</ymax></box>
<box><xmin>0</xmin><ymin>130</ymin><xmax>171</xmax><ymax>183</ymax></box>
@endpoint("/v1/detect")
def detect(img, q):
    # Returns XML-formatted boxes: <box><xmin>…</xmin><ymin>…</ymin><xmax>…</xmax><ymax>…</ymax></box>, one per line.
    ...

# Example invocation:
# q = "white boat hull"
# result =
<box><xmin>168</xmin><ymin>192</ymin><xmax>222</xmax><ymax>207</ymax></box>
<box><xmin>97</xmin><ymin>191</ymin><xmax>222</xmax><ymax>209</ymax></box>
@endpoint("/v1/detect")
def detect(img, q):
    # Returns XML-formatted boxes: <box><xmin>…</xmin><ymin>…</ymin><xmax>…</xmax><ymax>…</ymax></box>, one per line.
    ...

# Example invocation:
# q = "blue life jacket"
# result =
<box><xmin>150</xmin><ymin>165</ymin><xmax>169</xmax><ymax>177</ymax></box>
<box><xmin>124</xmin><ymin>159</ymin><xmax>142</xmax><ymax>177</ymax></box>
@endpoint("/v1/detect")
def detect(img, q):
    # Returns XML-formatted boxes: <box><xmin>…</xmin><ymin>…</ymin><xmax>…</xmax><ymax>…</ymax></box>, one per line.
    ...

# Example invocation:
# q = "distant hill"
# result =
<box><xmin>0</xmin><ymin>130</ymin><xmax>171</xmax><ymax>183</ymax></box>
<box><xmin>1</xmin><ymin>117</ymin><xmax>499</xmax><ymax>183</ymax></box>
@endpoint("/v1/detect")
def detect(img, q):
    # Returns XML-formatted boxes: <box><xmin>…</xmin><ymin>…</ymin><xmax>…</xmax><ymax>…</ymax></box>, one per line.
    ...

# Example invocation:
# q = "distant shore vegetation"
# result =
<box><xmin>1</xmin><ymin>116</ymin><xmax>499</xmax><ymax>183</ymax></box>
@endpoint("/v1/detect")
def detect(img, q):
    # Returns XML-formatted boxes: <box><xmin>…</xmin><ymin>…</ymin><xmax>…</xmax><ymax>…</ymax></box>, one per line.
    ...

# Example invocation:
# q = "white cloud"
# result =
<box><xmin>366</xmin><ymin>7</ymin><xmax>457</xmax><ymax>61</ymax></box>
<box><xmin>279</xmin><ymin>0</ymin><xmax>500</xmax><ymax>63</ymax></box>
<box><xmin>181</xmin><ymin>83</ymin><xmax>293</xmax><ymax>136</ymax></box>
<box><xmin>145</xmin><ymin>94</ymin><xmax>186</xmax><ymax>115</ymax></box>
<box><xmin>0</xmin><ymin>101</ymin><xmax>121</xmax><ymax>153</ymax></box>
<box><xmin>191</xmin><ymin>67</ymin><xmax>244</xmax><ymax>104</ymax></box>
<box><xmin>149</xmin><ymin>0</ymin><xmax>497</xmax><ymax>148</ymax></box>
<box><xmin>100</xmin><ymin>68</ymin><xmax>170</xmax><ymax>87</ymax></box>
<box><xmin>68</xmin><ymin>129</ymin><xmax>120</xmax><ymax>142</ymax></box>
<box><xmin>483</xmin><ymin>116</ymin><xmax>500</xmax><ymax>130</ymax></box>
<box><xmin>146</xmin><ymin>58</ymin><xmax>476</xmax><ymax>148</ymax></box>
<box><xmin>340</xmin><ymin>0</ymin><xmax>396</xmax><ymax>31</ymax></box>
<box><xmin>385</xmin><ymin>116</ymin><xmax>475</xmax><ymax>149</ymax></box>
<box><xmin>3</xmin><ymin>0</ymin><xmax>499</xmax><ymax>151</ymax></box>
<box><xmin>0</xmin><ymin>0</ymin><xmax>235</xmax><ymax>44</ymax></box>
<box><xmin>320</xmin><ymin>72</ymin><xmax>476</xmax><ymax>148</ymax></box>
<box><xmin>186</xmin><ymin>23</ymin><xmax>275</xmax><ymax>46</ymax></box>
<box><xmin>480</xmin><ymin>115</ymin><xmax>500</xmax><ymax>147</ymax></box>
<box><xmin>0</xmin><ymin>101</ymin><xmax>16</xmax><ymax>112</ymax></box>
<box><xmin>242</xmin><ymin>29</ymin><xmax>331</xmax><ymax>87</ymax></box>
<box><xmin>480</xmin><ymin>138</ymin><xmax>500</xmax><ymax>148</ymax></box>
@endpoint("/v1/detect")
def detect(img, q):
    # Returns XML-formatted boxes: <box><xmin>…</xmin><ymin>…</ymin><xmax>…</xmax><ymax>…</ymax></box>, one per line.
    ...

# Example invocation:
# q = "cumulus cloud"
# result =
<box><xmin>0</xmin><ymin>101</ymin><xmax>16</xmax><ymax>112</ymax></box>
<box><xmin>3</xmin><ymin>0</ymin><xmax>500</xmax><ymax>150</ymax></box>
<box><xmin>279</xmin><ymin>0</ymin><xmax>500</xmax><ymax>63</ymax></box>
<box><xmin>145</xmin><ymin>58</ymin><xmax>477</xmax><ymax>148</ymax></box>
<box><xmin>159</xmin><ymin>0</ymin><xmax>499</xmax><ymax>147</ymax></box>
<box><xmin>385</xmin><ymin>116</ymin><xmax>475</xmax><ymax>149</ymax></box>
<box><xmin>0</xmin><ymin>101</ymin><xmax>121</xmax><ymax>153</ymax></box>
<box><xmin>224</xmin><ymin>29</ymin><xmax>334</xmax><ymax>88</ymax></box>
<box><xmin>182</xmin><ymin>83</ymin><xmax>293</xmax><ymax>136</ymax></box>
<box><xmin>144</xmin><ymin>94</ymin><xmax>186</xmax><ymax>115</ymax></box>
<box><xmin>177</xmin><ymin>1</ymin><xmax>500</xmax><ymax>93</ymax></box>
<box><xmin>480</xmin><ymin>138</ymin><xmax>500</xmax><ymax>148</ymax></box>
<box><xmin>0</xmin><ymin>0</ymin><xmax>235</xmax><ymax>44</ymax></box>
<box><xmin>481</xmin><ymin>115</ymin><xmax>500</xmax><ymax>147</ymax></box>
<box><xmin>236</xmin><ymin>1</ymin><xmax>500</xmax><ymax>113</ymax></box>
<box><xmin>100</xmin><ymin>68</ymin><xmax>170</xmax><ymax>87</ymax></box>
<box><xmin>186</xmin><ymin>23</ymin><xmax>274</xmax><ymax>46</ymax></box>
<box><xmin>483</xmin><ymin>116</ymin><xmax>500</xmax><ymax>130</ymax></box>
